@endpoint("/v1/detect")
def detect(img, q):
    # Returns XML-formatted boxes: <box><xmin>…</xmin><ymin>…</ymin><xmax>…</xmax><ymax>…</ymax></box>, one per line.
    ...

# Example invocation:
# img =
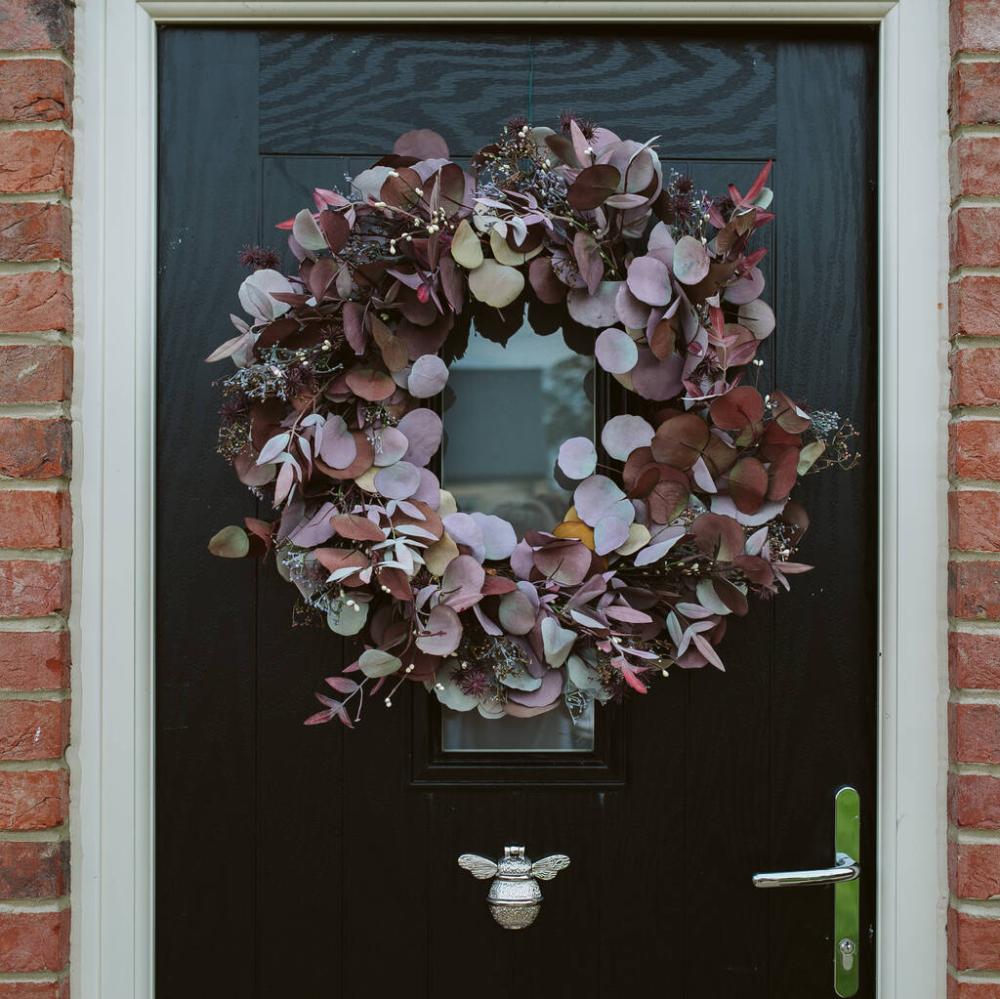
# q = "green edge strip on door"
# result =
<box><xmin>834</xmin><ymin>786</ymin><xmax>861</xmax><ymax>997</ymax></box>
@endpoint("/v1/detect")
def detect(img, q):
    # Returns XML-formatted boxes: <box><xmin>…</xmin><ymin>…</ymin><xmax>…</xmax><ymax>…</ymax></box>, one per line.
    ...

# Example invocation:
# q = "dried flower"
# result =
<box><xmin>454</xmin><ymin>661</ymin><xmax>495</xmax><ymax>698</ymax></box>
<box><xmin>559</xmin><ymin>111</ymin><xmax>596</xmax><ymax>138</ymax></box>
<box><xmin>238</xmin><ymin>245</ymin><xmax>281</xmax><ymax>271</ymax></box>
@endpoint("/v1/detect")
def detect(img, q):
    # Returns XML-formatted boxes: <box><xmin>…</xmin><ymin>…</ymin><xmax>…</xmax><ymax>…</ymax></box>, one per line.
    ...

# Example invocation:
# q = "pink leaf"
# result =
<box><xmin>693</xmin><ymin>632</ymin><xmax>726</xmax><ymax>671</ymax></box>
<box><xmin>620</xmin><ymin>664</ymin><xmax>649</xmax><ymax>693</ymax></box>
<box><xmin>325</xmin><ymin>677</ymin><xmax>359</xmax><ymax>694</ymax></box>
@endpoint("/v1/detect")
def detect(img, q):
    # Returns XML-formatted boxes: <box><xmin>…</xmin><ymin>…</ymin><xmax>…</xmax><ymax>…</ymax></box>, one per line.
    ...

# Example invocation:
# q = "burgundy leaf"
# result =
<box><xmin>568</xmin><ymin>164</ymin><xmax>621</xmax><ymax>210</ymax></box>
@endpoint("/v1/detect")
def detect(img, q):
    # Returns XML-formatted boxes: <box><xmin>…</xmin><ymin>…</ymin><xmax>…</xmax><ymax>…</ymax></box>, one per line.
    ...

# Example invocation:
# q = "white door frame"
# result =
<box><xmin>72</xmin><ymin>2</ymin><xmax>950</xmax><ymax>996</ymax></box>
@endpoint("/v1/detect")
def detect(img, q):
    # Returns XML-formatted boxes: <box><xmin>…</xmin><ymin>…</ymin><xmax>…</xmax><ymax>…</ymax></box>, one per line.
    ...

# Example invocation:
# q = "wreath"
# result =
<box><xmin>206</xmin><ymin>116</ymin><xmax>858</xmax><ymax>729</ymax></box>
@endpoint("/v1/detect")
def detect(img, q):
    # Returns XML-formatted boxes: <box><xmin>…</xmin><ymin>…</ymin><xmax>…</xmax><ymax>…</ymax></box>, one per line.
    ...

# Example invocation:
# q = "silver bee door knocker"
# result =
<box><xmin>458</xmin><ymin>845</ymin><xmax>571</xmax><ymax>930</ymax></box>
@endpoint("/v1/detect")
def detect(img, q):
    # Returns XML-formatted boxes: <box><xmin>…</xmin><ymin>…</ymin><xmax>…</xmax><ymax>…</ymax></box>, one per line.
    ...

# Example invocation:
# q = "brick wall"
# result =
<box><xmin>0</xmin><ymin>0</ymin><xmax>74</xmax><ymax>995</ymax></box>
<box><xmin>950</xmin><ymin>1</ymin><xmax>1000</xmax><ymax>995</ymax></box>
<box><xmin>0</xmin><ymin>0</ymin><xmax>988</xmax><ymax>992</ymax></box>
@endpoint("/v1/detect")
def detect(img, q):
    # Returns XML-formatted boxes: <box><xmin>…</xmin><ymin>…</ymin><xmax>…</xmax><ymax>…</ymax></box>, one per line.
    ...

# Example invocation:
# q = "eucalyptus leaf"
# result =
<box><xmin>500</xmin><ymin>668</ymin><xmax>543</xmax><ymax>692</ymax></box>
<box><xmin>490</xmin><ymin>227</ymin><xmax>541</xmax><ymax>267</ymax></box>
<box><xmin>432</xmin><ymin>670</ymin><xmax>480</xmax><ymax>711</ymax></box>
<box><xmin>798</xmin><ymin>440</ymin><xmax>826</xmax><ymax>474</ymax></box>
<box><xmin>468</xmin><ymin>258</ymin><xmax>525</xmax><ymax>308</ymax></box>
<box><xmin>327</xmin><ymin>598</ymin><xmax>368</xmax><ymax>636</ymax></box>
<box><xmin>208</xmin><ymin>525</ymin><xmax>249</xmax><ymax>559</ymax></box>
<box><xmin>567</xmin><ymin>654</ymin><xmax>607</xmax><ymax>699</ymax></box>
<box><xmin>541</xmin><ymin>617</ymin><xmax>576</xmax><ymax>668</ymax></box>
<box><xmin>358</xmin><ymin>648</ymin><xmax>403</xmax><ymax>678</ymax></box>
<box><xmin>450</xmin><ymin>218</ymin><xmax>484</xmax><ymax>269</ymax></box>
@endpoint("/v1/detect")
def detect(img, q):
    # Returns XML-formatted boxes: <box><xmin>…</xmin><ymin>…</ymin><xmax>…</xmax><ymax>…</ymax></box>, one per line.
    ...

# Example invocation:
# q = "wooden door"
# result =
<box><xmin>156</xmin><ymin>25</ymin><xmax>877</xmax><ymax>997</ymax></box>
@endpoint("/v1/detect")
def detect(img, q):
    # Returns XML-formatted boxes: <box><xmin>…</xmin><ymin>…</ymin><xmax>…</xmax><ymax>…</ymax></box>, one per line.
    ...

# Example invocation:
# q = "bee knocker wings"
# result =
<box><xmin>458</xmin><ymin>854</ymin><xmax>498</xmax><ymax>880</ymax></box>
<box><xmin>531</xmin><ymin>854</ymin><xmax>571</xmax><ymax>880</ymax></box>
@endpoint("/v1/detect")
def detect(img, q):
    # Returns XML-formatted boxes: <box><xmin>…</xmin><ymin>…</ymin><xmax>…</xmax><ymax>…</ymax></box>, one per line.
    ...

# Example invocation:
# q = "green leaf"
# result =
<box><xmin>797</xmin><ymin>440</ymin><xmax>826</xmax><ymax>474</ymax></box>
<box><xmin>541</xmin><ymin>617</ymin><xmax>576</xmax><ymax>668</ymax></box>
<box><xmin>327</xmin><ymin>599</ymin><xmax>368</xmax><ymax>636</ymax></box>
<box><xmin>450</xmin><ymin>218</ymin><xmax>484</xmax><ymax>269</ymax></box>
<box><xmin>208</xmin><ymin>525</ymin><xmax>250</xmax><ymax>559</ymax></box>
<box><xmin>468</xmin><ymin>258</ymin><xmax>524</xmax><ymax>308</ymax></box>
<box><xmin>489</xmin><ymin>227</ymin><xmax>541</xmax><ymax>267</ymax></box>
<box><xmin>358</xmin><ymin>648</ymin><xmax>402</xmax><ymax>678</ymax></box>
<box><xmin>567</xmin><ymin>653</ymin><xmax>607</xmax><ymax>699</ymax></box>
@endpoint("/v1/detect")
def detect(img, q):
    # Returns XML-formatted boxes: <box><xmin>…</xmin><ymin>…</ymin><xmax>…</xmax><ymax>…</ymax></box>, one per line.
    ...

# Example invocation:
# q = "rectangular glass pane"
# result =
<box><xmin>439</xmin><ymin>320</ymin><xmax>595</xmax><ymax>753</ymax></box>
<box><xmin>443</xmin><ymin>321</ymin><xmax>593</xmax><ymax>538</ymax></box>
<box><xmin>441</xmin><ymin>701</ymin><xmax>595</xmax><ymax>752</ymax></box>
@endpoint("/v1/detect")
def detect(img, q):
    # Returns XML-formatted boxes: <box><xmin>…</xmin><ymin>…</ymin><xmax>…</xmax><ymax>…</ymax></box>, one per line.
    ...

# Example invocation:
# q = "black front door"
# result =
<box><xmin>157</xmin><ymin>25</ymin><xmax>877</xmax><ymax>998</ymax></box>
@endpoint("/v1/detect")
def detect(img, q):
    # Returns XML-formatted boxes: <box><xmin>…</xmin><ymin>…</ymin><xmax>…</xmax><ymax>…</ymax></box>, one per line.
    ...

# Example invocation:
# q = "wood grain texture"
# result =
<box><xmin>528</xmin><ymin>32</ymin><xmax>776</xmax><ymax>159</ymax></box>
<box><xmin>156</xmin><ymin>28</ymin><xmax>262</xmax><ymax>997</ymax></box>
<box><xmin>158</xmin><ymin>24</ymin><xmax>878</xmax><ymax>998</ymax></box>
<box><xmin>770</xmin><ymin>35</ymin><xmax>878</xmax><ymax>998</ymax></box>
<box><xmin>259</xmin><ymin>29</ymin><xmax>776</xmax><ymax>158</ymax></box>
<box><xmin>259</xmin><ymin>28</ymin><xmax>532</xmax><ymax>155</ymax></box>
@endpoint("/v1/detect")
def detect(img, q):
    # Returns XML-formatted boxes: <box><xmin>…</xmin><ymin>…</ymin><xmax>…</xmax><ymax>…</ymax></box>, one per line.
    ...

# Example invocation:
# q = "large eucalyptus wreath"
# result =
<box><xmin>207</xmin><ymin>116</ymin><xmax>857</xmax><ymax>729</ymax></box>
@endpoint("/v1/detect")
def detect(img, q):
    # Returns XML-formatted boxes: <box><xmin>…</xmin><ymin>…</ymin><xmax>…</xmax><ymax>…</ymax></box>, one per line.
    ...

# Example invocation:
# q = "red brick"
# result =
<box><xmin>0</xmin><ymin>631</ymin><xmax>68</xmax><ymax>690</ymax></box>
<box><xmin>0</xmin><ymin>420</ymin><xmax>70</xmax><ymax>479</ymax></box>
<box><xmin>953</xmin><ymin>0</ymin><xmax>1000</xmax><ymax>54</ymax></box>
<box><xmin>951</xmin><ymin>561</ymin><xmax>1000</xmax><ymax>620</ymax></box>
<box><xmin>952</xmin><ymin>61</ymin><xmax>1000</xmax><ymax>126</ymax></box>
<box><xmin>0</xmin><ymin>0</ymin><xmax>72</xmax><ymax>52</ymax></box>
<box><xmin>0</xmin><ymin>701</ymin><xmax>67</xmax><ymax>761</ymax></box>
<box><xmin>950</xmin><ymin>907</ymin><xmax>1000</xmax><ymax>971</ymax></box>
<box><xmin>952</xmin><ymin>207</ymin><xmax>1000</xmax><ymax>268</ymax></box>
<box><xmin>952</xmin><ymin>348</ymin><xmax>1000</xmax><ymax>406</ymax></box>
<box><xmin>0</xmin><ymin>132</ymin><xmax>70</xmax><ymax>195</ymax></box>
<box><xmin>0</xmin><ymin>911</ymin><xmax>68</xmax><ymax>973</ymax></box>
<box><xmin>0</xmin><ymin>841</ymin><xmax>67</xmax><ymax>898</ymax></box>
<box><xmin>0</xmin><ymin>492</ymin><xmax>69</xmax><ymax>549</ymax></box>
<box><xmin>0</xmin><ymin>346</ymin><xmax>71</xmax><ymax>405</ymax></box>
<box><xmin>951</xmin><ymin>276</ymin><xmax>1000</xmax><ymax>338</ymax></box>
<box><xmin>953</xmin><ymin>137</ymin><xmax>1000</xmax><ymax>200</ymax></box>
<box><xmin>0</xmin><ymin>984</ymin><xmax>67</xmax><ymax>999</ymax></box>
<box><xmin>951</xmin><ymin>631</ymin><xmax>1000</xmax><ymax>690</ymax></box>
<box><xmin>952</xmin><ymin>841</ymin><xmax>1000</xmax><ymax>899</ymax></box>
<box><xmin>950</xmin><ymin>975</ymin><xmax>1000</xmax><ymax>999</ymax></box>
<box><xmin>952</xmin><ymin>774</ymin><xmax>1000</xmax><ymax>828</ymax></box>
<box><xmin>0</xmin><ymin>61</ymin><xmax>70</xmax><ymax>125</ymax></box>
<box><xmin>951</xmin><ymin>702</ymin><xmax>1000</xmax><ymax>763</ymax></box>
<box><xmin>951</xmin><ymin>421</ymin><xmax>1000</xmax><ymax>481</ymax></box>
<box><xmin>0</xmin><ymin>561</ymin><xmax>68</xmax><ymax>618</ymax></box>
<box><xmin>0</xmin><ymin>770</ymin><xmax>67</xmax><ymax>831</ymax></box>
<box><xmin>0</xmin><ymin>204</ymin><xmax>70</xmax><ymax>262</ymax></box>
<box><xmin>951</xmin><ymin>492</ymin><xmax>1000</xmax><ymax>551</ymax></box>
<box><xmin>0</xmin><ymin>273</ymin><xmax>70</xmax><ymax>333</ymax></box>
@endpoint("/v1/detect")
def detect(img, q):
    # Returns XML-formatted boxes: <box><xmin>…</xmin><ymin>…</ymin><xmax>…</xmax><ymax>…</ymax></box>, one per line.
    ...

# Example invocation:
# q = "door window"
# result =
<box><xmin>440</xmin><ymin>320</ymin><xmax>595</xmax><ymax>752</ymax></box>
<box><xmin>444</xmin><ymin>321</ymin><xmax>593</xmax><ymax>537</ymax></box>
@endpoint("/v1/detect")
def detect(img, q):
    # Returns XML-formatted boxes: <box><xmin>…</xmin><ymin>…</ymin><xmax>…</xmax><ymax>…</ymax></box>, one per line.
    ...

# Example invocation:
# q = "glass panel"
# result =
<box><xmin>440</xmin><ymin>320</ymin><xmax>595</xmax><ymax>753</ymax></box>
<box><xmin>441</xmin><ymin>701</ymin><xmax>595</xmax><ymax>752</ymax></box>
<box><xmin>443</xmin><ymin>322</ymin><xmax>593</xmax><ymax>539</ymax></box>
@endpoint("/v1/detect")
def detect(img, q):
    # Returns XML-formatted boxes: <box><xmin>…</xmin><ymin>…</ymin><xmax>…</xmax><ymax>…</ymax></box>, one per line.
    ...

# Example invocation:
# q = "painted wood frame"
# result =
<box><xmin>72</xmin><ymin>1</ymin><xmax>949</xmax><ymax>996</ymax></box>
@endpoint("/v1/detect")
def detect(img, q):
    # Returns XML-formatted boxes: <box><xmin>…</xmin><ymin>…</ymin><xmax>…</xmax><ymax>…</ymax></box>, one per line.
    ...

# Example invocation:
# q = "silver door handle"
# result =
<box><xmin>752</xmin><ymin>851</ymin><xmax>860</xmax><ymax>888</ymax></box>
<box><xmin>749</xmin><ymin>786</ymin><xmax>861</xmax><ymax>997</ymax></box>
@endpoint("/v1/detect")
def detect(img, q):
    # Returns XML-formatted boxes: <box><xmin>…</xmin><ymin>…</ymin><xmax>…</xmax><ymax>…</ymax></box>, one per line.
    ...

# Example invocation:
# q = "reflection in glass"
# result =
<box><xmin>441</xmin><ymin>700</ymin><xmax>595</xmax><ymax>752</ymax></box>
<box><xmin>439</xmin><ymin>321</ymin><xmax>596</xmax><ymax>753</ymax></box>
<box><xmin>443</xmin><ymin>322</ymin><xmax>593</xmax><ymax>539</ymax></box>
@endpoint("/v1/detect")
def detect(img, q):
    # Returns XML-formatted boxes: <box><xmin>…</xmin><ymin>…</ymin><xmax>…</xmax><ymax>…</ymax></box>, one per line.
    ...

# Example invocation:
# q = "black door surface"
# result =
<box><xmin>157</xmin><ymin>26</ymin><xmax>877</xmax><ymax>998</ymax></box>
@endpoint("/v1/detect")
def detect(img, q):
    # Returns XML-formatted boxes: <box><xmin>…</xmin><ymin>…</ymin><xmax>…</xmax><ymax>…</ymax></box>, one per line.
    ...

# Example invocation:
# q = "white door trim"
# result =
<box><xmin>72</xmin><ymin>2</ymin><xmax>950</xmax><ymax>996</ymax></box>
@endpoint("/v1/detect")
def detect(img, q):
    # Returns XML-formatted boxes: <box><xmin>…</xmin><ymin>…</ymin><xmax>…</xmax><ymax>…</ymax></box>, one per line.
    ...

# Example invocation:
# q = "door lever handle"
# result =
<box><xmin>749</xmin><ymin>786</ymin><xmax>861</xmax><ymax>998</ymax></box>
<box><xmin>752</xmin><ymin>851</ymin><xmax>860</xmax><ymax>889</ymax></box>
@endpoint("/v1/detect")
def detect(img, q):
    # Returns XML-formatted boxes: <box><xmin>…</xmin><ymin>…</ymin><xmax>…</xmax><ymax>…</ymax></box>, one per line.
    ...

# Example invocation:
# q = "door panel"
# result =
<box><xmin>157</xmin><ymin>26</ymin><xmax>877</xmax><ymax>998</ymax></box>
<box><xmin>769</xmin><ymin>42</ymin><xmax>878</xmax><ymax>997</ymax></box>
